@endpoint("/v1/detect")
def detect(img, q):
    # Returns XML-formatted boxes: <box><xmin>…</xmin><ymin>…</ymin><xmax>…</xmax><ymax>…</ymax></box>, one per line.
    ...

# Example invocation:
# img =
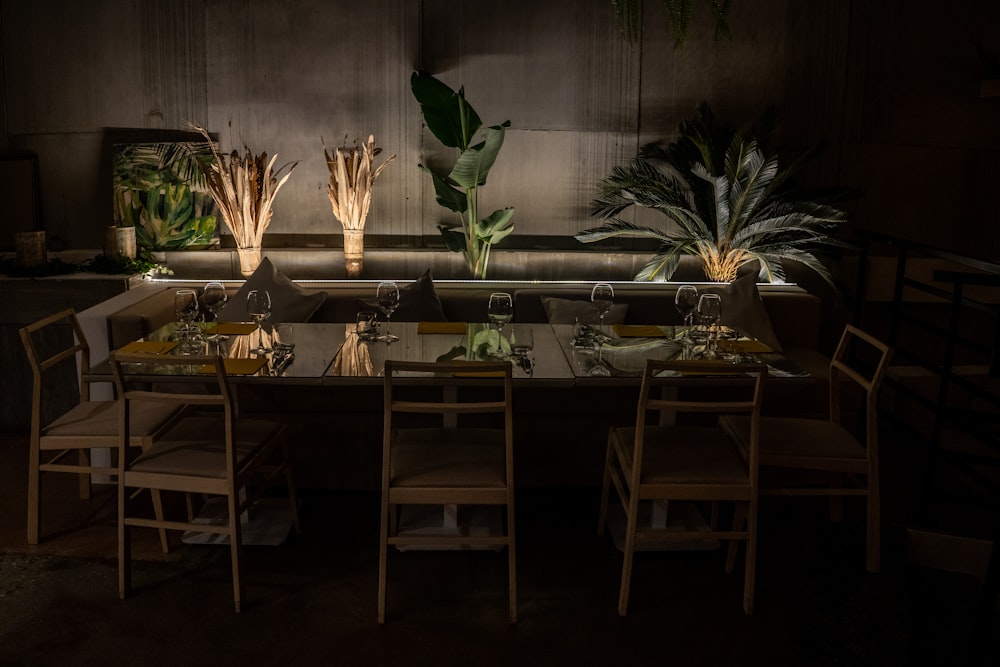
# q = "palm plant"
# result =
<box><xmin>576</xmin><ymin>104</ymin><xmax>846</xmax><ymax>284</ymax></box>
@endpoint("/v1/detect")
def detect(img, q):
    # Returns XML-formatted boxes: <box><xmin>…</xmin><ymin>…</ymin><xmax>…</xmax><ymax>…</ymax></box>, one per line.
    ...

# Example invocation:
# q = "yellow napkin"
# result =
<box><xmin>198</xmin><ymin>357</ymin><xmax>269</xmax><ymax>376</ymax></box>
<box><xmin>417</xmin><ymin>322</ymin><xmax>467</xmax><ymax>334</ymax></box>
<box><xmin>717</xmin><ymin>338</ymin><xmax>772</xmax><ymax>354</ymax></box>
<box><xmin>214</xmin><ymin>322</ymin><xmax>259</xmax><ymax>335</ymax></box>
<box><xmin>613</xmin><ymin>324</ymin><xmax>665</xmax><ymax>338</ymax></box>
<box><xmin>118</xmin><ymin>340</ymin><xmax>178</xmax><ymax>355</ymax></box>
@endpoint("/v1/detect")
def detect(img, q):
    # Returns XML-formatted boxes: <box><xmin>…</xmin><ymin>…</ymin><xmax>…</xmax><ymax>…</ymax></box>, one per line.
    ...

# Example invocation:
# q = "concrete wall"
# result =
<box><xmin>2</xmin><ymin>0</ymin><xmax>998</xmax><ymax>263</ymax></box>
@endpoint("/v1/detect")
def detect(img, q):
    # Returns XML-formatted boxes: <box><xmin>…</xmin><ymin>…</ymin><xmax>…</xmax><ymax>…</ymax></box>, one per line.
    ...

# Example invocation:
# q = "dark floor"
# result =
<box><xmin>0</xmin><ymin>434</ymin><xmax>996</xmax><ymax>667</ymax></box>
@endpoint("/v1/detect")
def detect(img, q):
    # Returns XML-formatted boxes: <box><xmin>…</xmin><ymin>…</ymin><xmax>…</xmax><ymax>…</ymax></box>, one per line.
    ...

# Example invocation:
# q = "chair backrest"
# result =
<box><xmin>634</xmin><ymin>359</ymin><xmax>768</xmax><ymax>484</ymax></box>
<box><xmin>108</xmin><ymin>352</ymin><xmax>236</xmax><ymax>468</ymax></box>
<box><xmin>20</xmin><ymin>308</ymin><xmax>90</xmax><ymax>430</ymax></box>
<box><xmin>828</xmin><ymin>324</ymin><xmax>894</xmax><ymax>455</ymax></box>
<box><xmin>382</xmin><ymin>359</ymin><xmax>514</xmax><ymax>478</ymax></box>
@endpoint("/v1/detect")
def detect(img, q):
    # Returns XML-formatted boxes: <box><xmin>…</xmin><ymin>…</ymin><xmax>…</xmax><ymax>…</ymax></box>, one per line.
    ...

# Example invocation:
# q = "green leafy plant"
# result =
<box><xmin>612</xmin><ymin>0</ymin><xmax>732</xmax><ymax>47</ymax></box>
<box><xmin>411</xmin><ymin>71</ymin><xmax>514</xmax><ymax>279</ymax></box>
<box><xmin>113</xmin><ymin>142</ymin><xmax>218</xmax><ymax>250</ymax></box>
<box><xmin>78</xmin><ymin>250</ymin><xmax>172</xmax><ymax>277</ymax></box>
<box><xmin>577</xmin><ymin>103</ymin><xmax>846</xmax><ymax>284</ymax></box>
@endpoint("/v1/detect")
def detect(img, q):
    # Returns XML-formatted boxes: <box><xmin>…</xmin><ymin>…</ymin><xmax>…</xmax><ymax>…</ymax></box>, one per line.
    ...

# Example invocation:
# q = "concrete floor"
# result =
<box><xmin>0</xmin><ymin>434</ymin><xmax>995</xmax><ymax>667</ymax></box>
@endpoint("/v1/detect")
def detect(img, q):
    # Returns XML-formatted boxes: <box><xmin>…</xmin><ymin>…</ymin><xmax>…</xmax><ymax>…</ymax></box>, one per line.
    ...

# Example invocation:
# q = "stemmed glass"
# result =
<box><xmin>488</xmin><ymin>292</ymin><xmax>513</xmax><ymax>335</ymax></box>
<box><xmin>247</xmin><ymin>289</ymin><xmax>272</xmax><ymax>355</ymax></box>
<box><xmin>589</xmin><ymin>283</ymin><xmax>614</xmax><ymax>376</ymax></box>
<box><xmin>174</xmin><ymin>289</ymin><xmax>201</xmax><ymax>349</ymax></box>
<box><xmin>376</xmin><ymin>281</ymin><xmax>400</xmax><ymax>343</ymax></box>
<box><xmin>696</xmin><ymin>293</ymin><xmax>722</xmax><ymax>357</ymax></box>
<box><xmin>675</xmin><ymin>285</ymin><xmax>699</xmax><ymax>330</ymax></box>
<box><xmin>203</xmin><ymin>282</ymin><xmax>229</xmax><ymax>341</ymax></box>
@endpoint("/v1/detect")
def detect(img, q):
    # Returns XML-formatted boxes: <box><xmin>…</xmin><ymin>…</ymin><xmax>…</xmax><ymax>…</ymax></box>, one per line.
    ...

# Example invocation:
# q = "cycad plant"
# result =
<box><xmin>576</xmin><ymin>104</ymin><xmax>846</xmax><ymax>284</ymax></box>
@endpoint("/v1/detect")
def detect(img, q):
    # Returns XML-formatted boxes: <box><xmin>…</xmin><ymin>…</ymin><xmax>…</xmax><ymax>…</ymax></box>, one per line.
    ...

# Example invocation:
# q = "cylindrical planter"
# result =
<box><xmin>15</xmin><ymin>231</ymin><xmax>47</xmax><ymax>268</ymax></box>
<box><xmin>237</xmin><ymin>246</ymin><xmax>262</xmax><ymax>277</ymax></box>
<box><xmin>105</xmin><ymin>225</ymin><xmax>137</xmax><ymax>259</ymax></box>
<box><xmin>343</xmin><ymin>229</ymin><xmax>365</xmax><ymax>279</ymax></box>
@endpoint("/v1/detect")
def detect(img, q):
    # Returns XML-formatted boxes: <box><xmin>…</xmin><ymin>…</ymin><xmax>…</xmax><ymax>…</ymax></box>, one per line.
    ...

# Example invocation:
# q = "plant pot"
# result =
<box><xmin>15</xmin><ymin>231</ymin><xmax>47</xmax><ymax>268</ymax></box>
<box><xmin>237</xmin><ymin>246</ymin><xmax>262</xmax><ymax>277</ymax></box>
<box><xmin>105</xmin><ymin>225</ymin><xmax>137</xmax><ymax>259</ymax></box>
<box><xmin>343</xmin><ymin>229</ymin><xmax>365</xmax><ymax>279</ymax></box>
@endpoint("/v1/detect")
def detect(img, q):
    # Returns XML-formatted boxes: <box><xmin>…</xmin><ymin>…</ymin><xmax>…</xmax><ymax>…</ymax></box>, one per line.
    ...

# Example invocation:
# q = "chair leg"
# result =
<box><xmin>118</xmin><ymin>482</ymin><xmax>132</xmax><ymax>600</ymax></box>
<box><xmin>618</xmin><ymin>495</ymin><xmax>639</xmax><ymax>616</ymax></box>
<box><xmin>78</xmin><ymin>449</ymin><xmax>92</xmax><ymax>499</ymax></box>
<box><xmin>228</xmin><ymin>491</ymin><xmax>245</xmax><ymax>613</ymax></box>
<box><xmin>726</xmin><ymin>502</ymin><xmax>747</xmax><ymax>575</ymax></box>
<box><xmin>150</xmin><ymin>490</ymin><xmax>170</xmax><ymax>553</ymax></box>
<box><xmin>507</xmin><ymin>501</ymin><xmax>518</xmax><ymax>624</ymax></box>
<box><xmin>26</xmin><ymin>443</ymin><xmax>41</xmax><ymax>545</ymax></box>
<box><xmin>377</xmin><ymin>498</ymin><xmax>390</xmax><ymax>623</ymax></box>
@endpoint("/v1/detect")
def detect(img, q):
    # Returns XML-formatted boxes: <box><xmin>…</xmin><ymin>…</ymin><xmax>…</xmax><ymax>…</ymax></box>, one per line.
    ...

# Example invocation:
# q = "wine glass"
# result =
<box><xmin>675</xmin><ymin>285</ymin><xmax>699</xmax><ymax>329</ymax></box>
<box><xmin>376</xmin><ymin>281</ymin><xmax>400</xmax><ymax>343</ymax></box>
<box><xmin>696</xmin><ymin>293</ymin><xmax>722</xmax><ymax>357</ymax></box>
<box><xmin>488</xmin><ymin>292</ymin><xmax>513</xmax><ymax>335</ymax></box>
<box><xmin>203</xmin><ymin>282</ymin><xmax>228</xmax><ymax>341</ymax></box>
<box><xmin>174</xmin><ymin>289</ymin><xmax>200</xmax><ymax>343</ymax></box>
<box><xmin>247</xmin><ymin>289</ymin><xmax>272</xmax><ymax>355</ymax></box>
<box><xmin>591</xmin><ymin>283</ymin><xmax>614</xmax><ymax>336</ymax></box>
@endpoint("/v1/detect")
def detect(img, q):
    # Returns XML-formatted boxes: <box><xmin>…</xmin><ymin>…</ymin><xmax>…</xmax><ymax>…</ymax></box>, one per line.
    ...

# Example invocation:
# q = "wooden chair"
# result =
<box><xmin>109</xmin><ymin>351</ymin><xmax>300</xmax><ymax>612</ymax></box>
<box><xmin>719</xmin><ymin>324</ymin><xmax>893</xmax><ymax>572</ymax></box>
<box><xmin>378</xmin><ymin>360</ymin><xmax>516</xmax><ymax>624</ymax></box>
<box><xmin>19</xmin><ymin>308</ymin><xmax>180</xmax><ymax>546</ymax></box>
<box><xmin>598</xmin><ymin>359</ymin><xmax>767</xmax><ymax>615</ymax></box>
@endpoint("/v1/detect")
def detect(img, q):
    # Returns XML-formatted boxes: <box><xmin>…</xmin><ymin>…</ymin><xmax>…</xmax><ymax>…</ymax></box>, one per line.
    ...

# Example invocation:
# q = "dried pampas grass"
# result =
<box><xmin>324</xmin><ymin>135</ymin><xmax>396</xmax><ymax>232</ymax></box>
<box><xmin>191</xmin><ymin>123</ymin><xmax>298</xmax><ymax>252</ymax></box>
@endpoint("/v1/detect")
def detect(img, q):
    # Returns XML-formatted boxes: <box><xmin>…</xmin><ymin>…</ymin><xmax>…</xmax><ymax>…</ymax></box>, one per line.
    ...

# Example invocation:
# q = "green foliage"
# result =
<box><xmin>411</xmin><ymin>71</ymin><xmax>514</xmax><ymax>279</ymax></box>
<box><xmin>578</xmin><ymin>103</ymin><xmax>846</xmax><ymax>284</ymax></box>
<box><xmin>113</xmin><ymin>142</ymin><xmax>219</xmax><ymax>250</ymax></box>
<box><xmin>0</xmin><ymin>251</ymin><xmax>170</xmax><ymax>278</ymax></box>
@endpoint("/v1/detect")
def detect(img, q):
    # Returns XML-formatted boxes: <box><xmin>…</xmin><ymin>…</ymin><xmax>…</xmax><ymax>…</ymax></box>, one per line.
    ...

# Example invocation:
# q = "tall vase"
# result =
<box><xmin>343</xmin><ymin>229</ymin><xmax>364</xmax><ymax>279</ymax></box>
<box><xmin>105</xmin><ymin>225</ymin><xmax>137</xmax><ymax>259</ymax></box>
<box><xmin>237</xmin><ymin>246</ymin><xmax>262</xmax><ymax>277</ymax></box>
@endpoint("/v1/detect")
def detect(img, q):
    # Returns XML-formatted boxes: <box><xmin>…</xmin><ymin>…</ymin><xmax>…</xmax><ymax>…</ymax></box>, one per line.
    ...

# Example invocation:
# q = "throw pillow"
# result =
<box><xmin>715</xmin><ymin>273</ymin><xmax>783</xmax><ymax>352</ymax></box>
<box><xmin>357</xmin><ymin>269</ymin><xmax>448</xmax><ymax>322</ymax></box>
<box><xmin>541</xmin><ymin>296</ymin><xmax>629</xmax><ymax>325</ymax></box>
<box><xmin>219</xmin><ymin>257</ymin><xmax>327</xmax><ymax>324</ymax></box>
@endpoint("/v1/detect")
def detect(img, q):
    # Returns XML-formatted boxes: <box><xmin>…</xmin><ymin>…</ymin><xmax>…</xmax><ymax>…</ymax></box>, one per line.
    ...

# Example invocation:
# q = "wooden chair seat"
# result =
<box><xmin>391</xmin><ymin>428</ymin><xmax>506</xmax><ymax>488</ymax></box>
<box><xmin>722</xmin><ymin>416</ymin><xmax>869</xmax><ymax>472</ymax></box>
<box><xmin>42</xmin><ymin>399</ymin><xmax>178</xmax><ymax>445</ymax></box>
<box><xmin>613</xmin><ymin>425</ymin><xmax>751</xmax><ymax>489</ymax></box>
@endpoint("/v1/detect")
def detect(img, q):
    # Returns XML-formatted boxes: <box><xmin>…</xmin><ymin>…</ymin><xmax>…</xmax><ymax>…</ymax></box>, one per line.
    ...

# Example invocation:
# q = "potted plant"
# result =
<box><xmin>411</xmin><ymin>71</ymin><xmax>514</xmax><ymax>280</ymax></box>
<box><xmin>324</xmin><ymin>135</ymin><xmax>396</xmax><ymax>278</ymax></box>
<box><xmin>576</xmin><ymin>103</ymin><xmax>846</xmax><ymax>285</ymax></box>
<box><xmin>193</xmin><ymin>124</ymin><xmax>298</xmax><ymax>277</ymax></box>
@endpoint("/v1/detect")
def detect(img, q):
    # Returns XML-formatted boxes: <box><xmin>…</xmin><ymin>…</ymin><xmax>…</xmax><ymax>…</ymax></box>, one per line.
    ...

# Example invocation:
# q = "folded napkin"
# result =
<box><xmin>613</xmin><ymin>324</ymin><xmax>665</xmax><ymax>338</ymax></box>
<box><xmin>198</xmin><ymin>357</ymin><xmax>269</xmax><ymax>376</ymax></box>
<box><xmin>118</xmin><ymin>340</ymin><xmax>178</xmax><ymax>355</ymax></box>
<box><xmin>717</xmin><ymin>338</ymin><xmax>772</xmax><ymax>354</ymax></box>
<box><xmin>214</xmin><ymin>322</ymin><xmax>259</xmax><ymax>336</ymax></box>
<box><xmin>417</xmin><ymin>321</ymin><xmax>466</xmax><ymax>334</ymax></box>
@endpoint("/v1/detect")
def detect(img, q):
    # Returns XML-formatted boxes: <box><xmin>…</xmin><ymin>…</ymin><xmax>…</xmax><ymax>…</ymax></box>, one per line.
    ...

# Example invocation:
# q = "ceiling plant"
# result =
<box><xmin>612</xmin><ymin>0</ymin><xmax>733</xmax><ymax>47</ymax></box>
<box><xmin>576</xmin><ymin>102</ymin><xmax>846</xmax><ymax>285</ymax></box>
<box><xmin>411</xmin><ymin>71</ymin><xmax>514</xmax><ymax>280</ymax></box>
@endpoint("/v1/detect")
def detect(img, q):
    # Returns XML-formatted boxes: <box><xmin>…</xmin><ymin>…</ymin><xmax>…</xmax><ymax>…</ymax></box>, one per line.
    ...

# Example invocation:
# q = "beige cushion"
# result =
<box><xmin>613</xmin><ymin>425</ymin><xmax>750</xmax><ymax>486</ymax></box>
<box><xmin>219</xmin><ymin>257</ymin><xmax>327</xmax><ymax>324</ymax></box>
<box><xmin>42</xmin><ymin>399</ymin><xmax>179</xmax><ymax>445</ymax></box>
<box><xmin>391</xmin><ymin>428</ymin><xmax>506</xmax><ymax>487</ymax></box>
<box><xmin>130</xmin><ymin>416</ymin><xmax>283</xmax><ymax>477</ymax></box>
<box><xmin>541</xmin><ymin>296</ymin><xmax>628</xmax><ymax>325</ymax></box>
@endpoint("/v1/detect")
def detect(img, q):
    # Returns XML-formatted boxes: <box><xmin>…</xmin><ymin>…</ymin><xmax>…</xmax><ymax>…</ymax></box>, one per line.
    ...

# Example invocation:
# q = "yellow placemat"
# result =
<box><xmin>118</xmin><ymin>340</ymin><xmax>178</xmax><ymax>355</ymax></box>
<box><xmin>198</xmin><ymin>357</ymin><xmax>269</xmax><ymax>376</ymax></box>
<box><xmin>418</xmin><ymin>321</ymin><xmax>467</xmax><ymax>334</ymax></box>
<box><xmin>214</xmin><ymin>322</ymin><xmax>259</xmax><ymax>335</ymax></box>
<box><xmin>717</xmin><ymin>338</ymin><xmax>772</xmax><ymax>354</ymax></box>
<box><xmin>613</xmin><ymin>324</ymin><xmax>665</xmax><ymax>338</ymax></box>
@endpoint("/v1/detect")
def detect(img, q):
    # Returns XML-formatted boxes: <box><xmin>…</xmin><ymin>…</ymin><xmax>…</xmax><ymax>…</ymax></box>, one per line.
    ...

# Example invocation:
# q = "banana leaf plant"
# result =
<box><xmin>411</xmin><ymin>71</ymin><xmax>514</xmax><ymax>279</ymax></box>
<box><xmin>576</xmin><ymin>103</ymin><xmax>847</xmax><ymax>285</ymax></box>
